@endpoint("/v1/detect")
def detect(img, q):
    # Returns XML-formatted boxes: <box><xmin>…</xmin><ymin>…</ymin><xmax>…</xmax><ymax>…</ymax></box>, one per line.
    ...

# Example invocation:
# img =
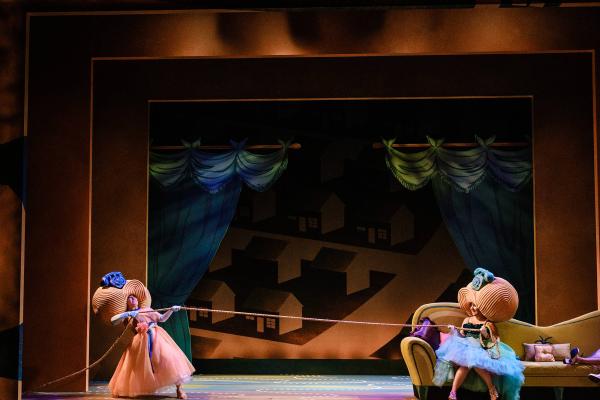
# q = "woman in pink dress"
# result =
<box><xmin>92</xmin><ymin>273</ymin><xmax>195</xmax><ymax>399</ymax></box>
<box><xmin>110</xmin><ymin>295</ymin><xmax>195</xmax><ymax>398</ymax></box>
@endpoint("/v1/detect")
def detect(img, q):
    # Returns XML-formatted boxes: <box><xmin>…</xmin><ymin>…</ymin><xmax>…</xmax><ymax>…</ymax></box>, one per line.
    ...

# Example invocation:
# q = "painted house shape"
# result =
<box><xmin>355</xmin><ymin>202</ymin><xmax>414</xmax><ymax>246</ymax></box>
<box><xmin>288</xmin><ymin>190</ymin><xmax>344</xmax><ymax>235</ymax></box>
<box><xmin>232</xmin><ymin>236</ymin><xmax>301</xmax><ymax>284</ymax></box>
<box><xmin>309</xmin><ymin>247</ymin><xmax>369</xmax><ymax>295</ymax></box>
<box><xmin>242</xmin><ymin>288</ymin><xmax>303</xmax><ymax>335</ymax></box>
<box><xmin>187</xmin><ymin>279</ymin><xmax>235</xmax><ymax>325</ymax></box>
<box><xmin>235</xmin><ymin>189</ymin><xmax>277</xmax><ymax>223</ymax></box>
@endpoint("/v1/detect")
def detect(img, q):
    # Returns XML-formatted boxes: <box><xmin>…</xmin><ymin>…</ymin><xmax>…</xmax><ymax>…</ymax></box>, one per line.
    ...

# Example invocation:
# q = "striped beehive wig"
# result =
<box><xmin>458</xmin><ymin>268</ymin><xmax>519</xmax><ymax>322</ymax></box>
<box><xmin>92</xmin><ymin>277</ymin><xmax>151</xmax><ymax>325</ymax></box>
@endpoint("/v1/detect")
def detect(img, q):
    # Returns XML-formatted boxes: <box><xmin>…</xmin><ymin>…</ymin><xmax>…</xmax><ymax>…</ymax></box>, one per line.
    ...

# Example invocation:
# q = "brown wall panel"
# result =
<box><xmin>25</xmin><ymin>8</ymin><xmax>600</xmax><ymax>392</ymax></box>
<box><xmin>533</xmin><ymin>93</ymin><xmax>596</xmax><ymax>323</ymax></box>
<box><xmin>90</xmin><ymin>94</ymin><xmax>150</xmax><ymax>380</ymax></box>
<box><xmin>24</xmin><ymin>17</ymin><xmax>92</xmax><ymax>391</ymax></box>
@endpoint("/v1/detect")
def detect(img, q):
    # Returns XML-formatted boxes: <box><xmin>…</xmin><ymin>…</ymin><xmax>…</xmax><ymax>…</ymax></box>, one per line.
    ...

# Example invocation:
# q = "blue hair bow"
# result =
<box><xmin>100</xmin><ymin>271</ymin><xmax>126</xmax><ymax>289</ymax></box>
<box><xmin>471</xmin><ymin>267</ymin><xmax>495</xmax><ymax>291</ymax></box>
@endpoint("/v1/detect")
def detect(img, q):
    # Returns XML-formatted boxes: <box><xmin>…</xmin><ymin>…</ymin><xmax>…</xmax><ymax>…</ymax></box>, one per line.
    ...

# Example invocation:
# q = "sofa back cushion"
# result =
<box><xmin>499</xmin><ymin>311</ymin><xmax>600</xmax><ymax>359</ymax></box>
<box><xmin>411</xmin><ymin>303</ymin><xmax>467</xmax><ymax>331</ymax></box>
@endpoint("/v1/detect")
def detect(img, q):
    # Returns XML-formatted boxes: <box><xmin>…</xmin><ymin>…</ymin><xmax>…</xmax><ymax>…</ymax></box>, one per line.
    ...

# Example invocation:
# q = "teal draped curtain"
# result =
<box><xmin>148</xmin><ymin>139</ymin><xmax>289</xmax><ymax>359</ymax></box>
<box><xmin>384</xmin><ymin>136</ymin><xmax>534</xmax><ymax>322</ymax></box>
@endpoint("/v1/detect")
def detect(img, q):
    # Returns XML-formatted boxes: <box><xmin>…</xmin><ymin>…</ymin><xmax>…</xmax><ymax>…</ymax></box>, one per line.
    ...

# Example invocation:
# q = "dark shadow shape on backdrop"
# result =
<box><xmin>370</xmin><ymin>268</ymin><xmax>472</xmax><ymax>359</ymax></box>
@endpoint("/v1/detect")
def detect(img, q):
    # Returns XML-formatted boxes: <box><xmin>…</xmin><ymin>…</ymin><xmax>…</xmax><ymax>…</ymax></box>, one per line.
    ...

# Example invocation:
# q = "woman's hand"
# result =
<box><xmin>171</xmin><ymin>305</ymin><xmax>182</xmax><ymax>312</ymax></box>
<box><xmin>480</xmin><ymin>324</ymin><xmax>491</xmax><ymax>338</ymax></box>
<box><xmin>447</xmin><ymin>324</ymin><xmax>456</xmax><ymax>332</ymax></box>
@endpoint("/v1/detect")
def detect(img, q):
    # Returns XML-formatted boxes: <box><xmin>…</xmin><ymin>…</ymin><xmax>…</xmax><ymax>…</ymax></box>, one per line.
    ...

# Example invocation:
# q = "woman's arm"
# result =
<box><xmin>158</xmin><ymin>309</ymin><xmax>174</xmax><ymax>323</ymax></box>
<box><xmin>458</xmin><ymin>317</ymin><xmax>470</xmax><ymax>336</ymax></box>
<box><xmin>157</xmin><ymin>305</ymin><xmax>182</xmax><ymax>323</ymax></box>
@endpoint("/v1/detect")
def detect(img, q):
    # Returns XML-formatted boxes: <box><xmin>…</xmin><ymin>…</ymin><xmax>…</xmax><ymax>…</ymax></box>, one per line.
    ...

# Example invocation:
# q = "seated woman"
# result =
<box><xmin>564</xmin><ymin>348</ymin><xmax>600</xmax><ymax>383</ymax></box>
<box><xmin>433</xmin><ymin>268</ymin><xmax>525</xmax><ymax>400</ymax></box>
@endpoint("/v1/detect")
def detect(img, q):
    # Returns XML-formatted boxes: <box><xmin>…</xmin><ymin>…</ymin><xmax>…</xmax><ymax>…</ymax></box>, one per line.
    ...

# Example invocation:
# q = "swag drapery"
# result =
<box><xmin>383</xmin><ymin>136</ymin><xmax>534</xmax><ymax>322</ymax></box>
<box><xmin>148</xmin><ymin>139</ymin><xmax>289</xmax><ymax>359</ymax></box>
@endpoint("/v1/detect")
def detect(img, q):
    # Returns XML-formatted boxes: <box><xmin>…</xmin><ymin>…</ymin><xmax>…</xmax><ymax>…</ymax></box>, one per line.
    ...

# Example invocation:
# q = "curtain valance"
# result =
<box><xmin>383</xmin><ymin>136</ymin><xmax>531</xmax><ymax>193</ymax></box>
<box><xmin>150</xmin><ymin>139</ymin><xmax>290</xmax><ymax>193</ymax></box>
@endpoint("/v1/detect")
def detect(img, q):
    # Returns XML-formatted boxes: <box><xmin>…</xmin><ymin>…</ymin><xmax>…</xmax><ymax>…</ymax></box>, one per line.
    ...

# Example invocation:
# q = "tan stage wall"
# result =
<box><xmin>23</xmin><ymin>7</ymin><xmax>600</xmax><ymax>392</ymax></box>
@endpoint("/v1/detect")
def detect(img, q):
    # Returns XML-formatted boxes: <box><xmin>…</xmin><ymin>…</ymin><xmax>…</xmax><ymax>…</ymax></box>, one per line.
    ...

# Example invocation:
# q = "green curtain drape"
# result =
<box><xmin>384</xmin><ymin>136</ymin><xmax>534</xmax><ymax>322</ymax></box>
<box><xmin>148</xmin><ymin>139</ymin><xmax>289</xmax><ymax>359</ymax></box>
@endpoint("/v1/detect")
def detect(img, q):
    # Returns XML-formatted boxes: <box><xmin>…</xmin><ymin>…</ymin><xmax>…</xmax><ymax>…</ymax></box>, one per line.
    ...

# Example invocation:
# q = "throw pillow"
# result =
<box><xmin>551</xmin><ymin>343</ymin><xmax>571</xmax><ymax>361</ymax></box>
<box><xmin>522</xmin><ymin>343</ymin><xmax>536</xmax><ymax>361</ymax></box>
<box><xmin>534</xmin><ymin>344</ymin><xmax>555</xmax><ymax>362</ymax></box>
<box><xmin>523</xmin><ymin>342</ymin><xmax>571</xmax><ymax>361</ymax></box>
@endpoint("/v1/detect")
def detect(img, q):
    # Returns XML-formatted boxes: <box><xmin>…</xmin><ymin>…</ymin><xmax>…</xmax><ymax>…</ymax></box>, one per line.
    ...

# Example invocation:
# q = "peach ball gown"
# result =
<box><xmin>109</xmin><ymin>308</ymin><xmax>195</xmax><ymax>397</ymax></box>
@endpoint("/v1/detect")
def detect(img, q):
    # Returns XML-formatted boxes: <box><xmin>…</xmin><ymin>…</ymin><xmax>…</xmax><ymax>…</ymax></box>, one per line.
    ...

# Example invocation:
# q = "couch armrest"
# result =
<box><xmin>401</xmin><ymin>337</ymin><xmax>437</xmax><ymax>386</ymax></box>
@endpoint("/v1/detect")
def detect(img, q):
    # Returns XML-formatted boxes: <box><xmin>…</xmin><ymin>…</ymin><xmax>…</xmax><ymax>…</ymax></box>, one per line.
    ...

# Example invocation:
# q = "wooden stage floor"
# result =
<box><xmin>24</xmin><ymin>375</ymin><xmax>416</xmax><ymax>399</ymax></box>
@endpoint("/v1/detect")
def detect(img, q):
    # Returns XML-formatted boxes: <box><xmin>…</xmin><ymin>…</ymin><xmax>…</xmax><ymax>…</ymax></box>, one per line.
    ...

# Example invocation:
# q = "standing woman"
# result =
<box><xmin>433</xmin><ymin>268</ymin><xmax>525</xmax><ymax>400</ymax></box>
<box><xmin>92</xmin><ymin>272</ymin><xmax>195</xmax><ymax>399</ymax></box>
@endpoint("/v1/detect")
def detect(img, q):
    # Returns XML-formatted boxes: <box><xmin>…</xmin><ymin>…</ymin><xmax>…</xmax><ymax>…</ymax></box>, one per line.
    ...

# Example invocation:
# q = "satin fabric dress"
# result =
<box><xmin>109</xmin><ymin>308</ymin><xmax>195</xmax><ymax>397</ymax></box>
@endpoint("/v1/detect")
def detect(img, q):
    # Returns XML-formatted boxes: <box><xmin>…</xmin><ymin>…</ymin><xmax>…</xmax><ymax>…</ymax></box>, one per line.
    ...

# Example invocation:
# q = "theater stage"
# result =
<box><xmin>25</xmin><ymin>375</ymin><xmax>416</xmax><ymax>399</ymax></box>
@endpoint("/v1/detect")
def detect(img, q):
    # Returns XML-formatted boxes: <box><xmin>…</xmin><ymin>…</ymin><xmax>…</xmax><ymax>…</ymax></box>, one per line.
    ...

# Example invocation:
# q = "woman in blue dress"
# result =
<box><xmin>433</xmin><ymin>268</ymin><xmax>525</xmax><ymax>400</ymax></box>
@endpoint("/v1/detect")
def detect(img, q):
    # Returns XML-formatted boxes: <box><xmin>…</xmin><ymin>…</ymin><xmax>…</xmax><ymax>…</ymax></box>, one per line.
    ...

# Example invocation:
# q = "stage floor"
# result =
<box><xmin>25</xmin><ymin>375</ymin><xmax>416</xmax><ymax>399</ymax></box>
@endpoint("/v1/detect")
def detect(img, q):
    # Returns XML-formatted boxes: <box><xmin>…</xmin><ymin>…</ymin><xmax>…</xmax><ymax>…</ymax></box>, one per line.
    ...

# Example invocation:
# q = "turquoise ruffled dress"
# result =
<box><xmin>433</xmin><ymin>322</ymin><xmax>525</xmax><ymax>400</ymax></box>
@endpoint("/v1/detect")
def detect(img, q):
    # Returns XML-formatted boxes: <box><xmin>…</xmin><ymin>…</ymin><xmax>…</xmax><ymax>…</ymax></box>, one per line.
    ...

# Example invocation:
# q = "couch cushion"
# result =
<box><xmin>523</xmin><ymin>361</ymin><xmax>597</xmax><ymax>377</ymax></box>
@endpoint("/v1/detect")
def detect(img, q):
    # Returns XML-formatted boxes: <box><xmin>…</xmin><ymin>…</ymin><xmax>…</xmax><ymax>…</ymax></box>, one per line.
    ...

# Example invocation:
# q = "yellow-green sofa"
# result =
<box><xmin>401</xmin><ymin>303</ymin><xmax>600</xmax><ymax>400</ymax></box>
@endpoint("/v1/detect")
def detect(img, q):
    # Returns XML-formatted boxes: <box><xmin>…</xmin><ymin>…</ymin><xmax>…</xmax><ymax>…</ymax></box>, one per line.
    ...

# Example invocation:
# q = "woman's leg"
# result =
<box><xmin>573</xmin><ymin>355</ymin><xmax>600</xmax><ymax>365</ymax></box>
<box><xmin>449</xmin><ymin>367</ymin><xmax>470</xmax><ymax>398</ymax></box>
<box><xmin>474</xmin><ymin>368</ymin><xmax>498</xmax><ymax>400</ymax></box>
<box><xmin>176</xmin><ymin>384</ymin><xmax>187</xmax><ymax>399</ymax></box>
<box><xmin>567</xmin><ymin>348</ymin><xmax>600</xmax><ymax>364</ymax></box>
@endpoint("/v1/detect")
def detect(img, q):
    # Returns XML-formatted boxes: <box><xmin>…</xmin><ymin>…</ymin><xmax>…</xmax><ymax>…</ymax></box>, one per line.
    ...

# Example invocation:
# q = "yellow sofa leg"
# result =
<box><xmin>553</xmin><ymin>387</ymin><xmax>564</xmax><ymax>400</ymax></box>
<box><xmin>413</xmin><ymin>385</ymin><xmax>428</xmax><ymax>400</ymax></box>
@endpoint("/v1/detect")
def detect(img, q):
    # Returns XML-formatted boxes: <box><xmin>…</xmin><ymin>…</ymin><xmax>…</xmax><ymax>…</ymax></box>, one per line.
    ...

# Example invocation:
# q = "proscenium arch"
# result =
<box><xmin>24</xmin><ymin>8</ymin><xmax>600</xmax><ymax>392</ymax></box>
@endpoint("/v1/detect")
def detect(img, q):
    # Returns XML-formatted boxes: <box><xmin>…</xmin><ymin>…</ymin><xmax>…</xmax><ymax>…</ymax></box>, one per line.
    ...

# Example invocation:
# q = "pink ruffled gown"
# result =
<box><xmin>109</xmin><ymin>308</ymin><xmax>195</xmax><ymax>397</ymax></box>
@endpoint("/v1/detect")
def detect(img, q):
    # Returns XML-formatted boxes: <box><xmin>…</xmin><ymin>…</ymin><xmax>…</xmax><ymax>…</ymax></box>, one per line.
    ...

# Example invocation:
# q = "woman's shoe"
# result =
<box><xmin>571</xmin><ymin>347</ymin><xmax>580</xmax><ymax>358</ymax></box>
<box><xmin>448</xmin><ymin>390</ymin><xmax>457</xmax><ymax>400</ymax></box>
<box><xmin>176</xmin><ymin>386</ymin><xmax>188</xmax><ymax>399</ymax></box>
<box><xmin>489</xmin><ymin>386</ymin><xmax>499</xmax><ymax>400</ymax></box>
<box><xmin>589</xmin><ymin>373</ymin><xmax>600</xmax><ymax>384</ymax></box>
<box><xmin>564</xmin><ymin>347</ymin><xmax>580</xmax><ymax>364</ymax></box>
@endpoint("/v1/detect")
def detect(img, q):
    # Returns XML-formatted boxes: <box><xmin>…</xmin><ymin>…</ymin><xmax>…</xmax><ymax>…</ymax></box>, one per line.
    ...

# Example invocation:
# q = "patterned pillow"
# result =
<box><xmin>522</xmin><ymin>343</ymin><xmax>537</xmax><ymax>361</ymax></box>
<box><xmin>523</xmin><ymin>343</ymin><xmax>571</xmax><ymax>361</ymax></box>
<box><xmin>550</xmin><ymin>343</ymin><xmax>571</xmax><ymax>361</ymax></box>
<box><xmin>534</xmin><ymin>344</ymin><xmax>555</xmax><ymax>362</ymax></box>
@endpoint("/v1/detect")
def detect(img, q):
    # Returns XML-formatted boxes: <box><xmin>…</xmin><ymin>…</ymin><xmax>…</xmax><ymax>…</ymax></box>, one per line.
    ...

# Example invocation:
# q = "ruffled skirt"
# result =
<box><xmin>109</xmin><ymin>326</ymin><xmax>195</xmax><ymax>397</ymax></box>
<box><xmin>433</xmin><ymin>332</ymin><xmax>525</xmax><ymax>400</ymax></box>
